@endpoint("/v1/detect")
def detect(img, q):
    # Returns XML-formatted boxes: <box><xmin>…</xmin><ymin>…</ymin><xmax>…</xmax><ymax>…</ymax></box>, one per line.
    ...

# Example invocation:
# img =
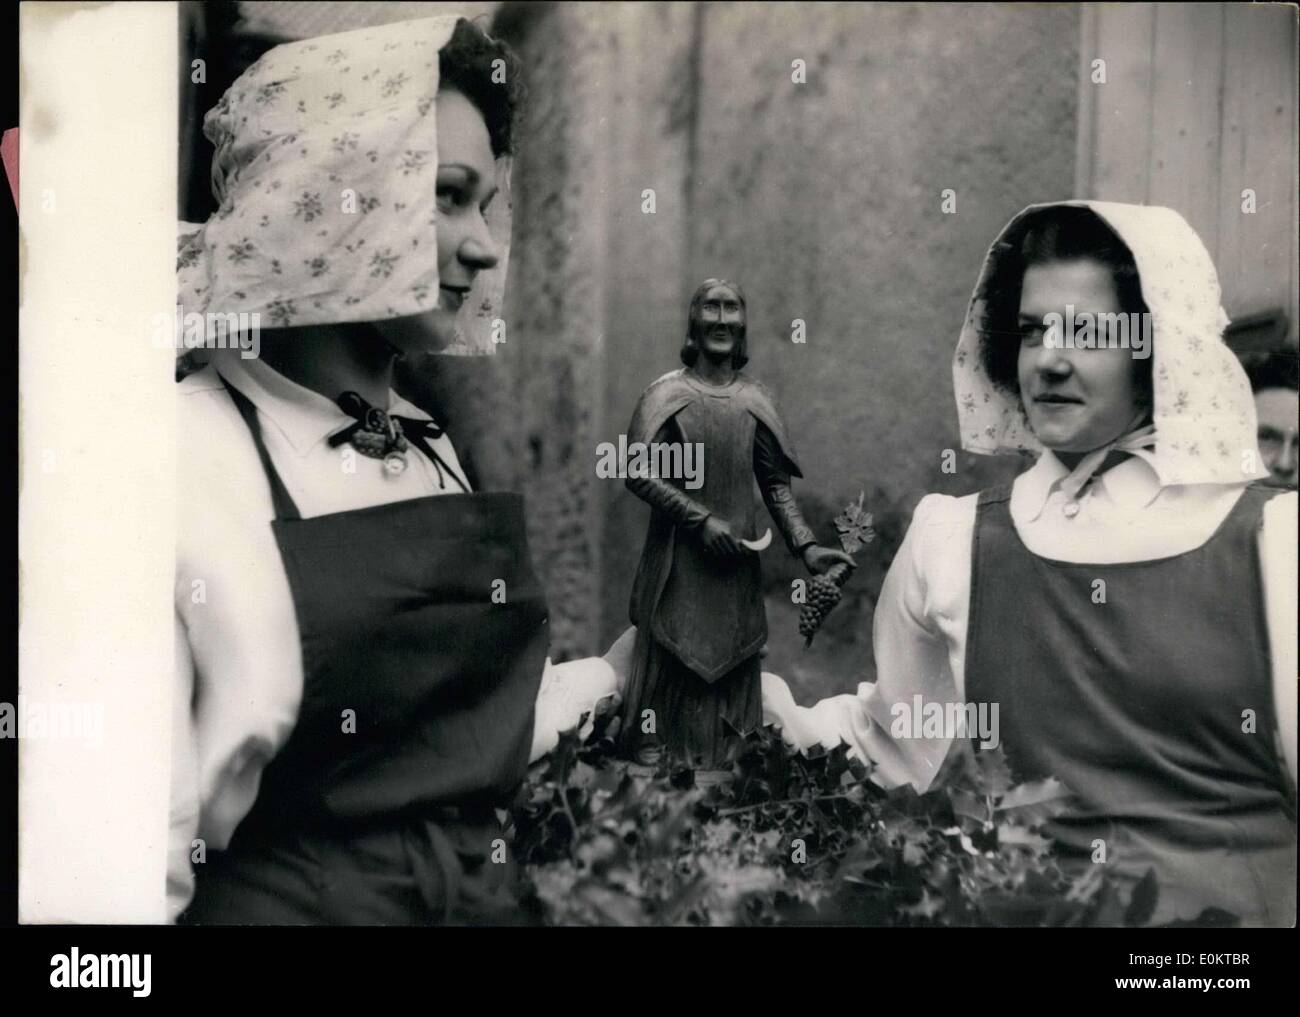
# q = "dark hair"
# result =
<box><xmin>438</xmin><ymin>17</ymin><xmax>524</xmax><ymax>158</ymax></box>
<box><xmin>681</xmin><ymin>278</ymin><xmax>750</xmax><ymax>369</ymax></box>
<box><xmin>981</xmin><ymin>206</ymin><xmax>1152</xmax><ymax>402</ymax></box>
<box><xmin>1243</xmin><ymin>347</ymin><xmax>1300</xmax><ymax>393</ymax></box>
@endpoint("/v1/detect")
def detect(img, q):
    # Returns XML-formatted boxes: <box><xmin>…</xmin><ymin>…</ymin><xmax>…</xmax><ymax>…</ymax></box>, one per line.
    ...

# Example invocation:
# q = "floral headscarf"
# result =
<box><xmin>953</xmin><ymin>201</ymin><xmax>1269</xmax><ymax>486</ymax></box>
<box><xmin>177</xmin><ymin>15</ymin><xmax>510</xmax><ymax>356</ymax></box>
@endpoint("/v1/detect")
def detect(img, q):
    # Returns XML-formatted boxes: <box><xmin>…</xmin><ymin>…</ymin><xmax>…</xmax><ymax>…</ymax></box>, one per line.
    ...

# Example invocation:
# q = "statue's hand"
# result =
<box><xmin>701</xmin><ymin>516</ymin><xmax>746</xmax><ymax>558</ymax></box>
<box><xmin>802</xmin><ymin>544</ymin><xmax>856</xmax><ymax>575</ymax></box>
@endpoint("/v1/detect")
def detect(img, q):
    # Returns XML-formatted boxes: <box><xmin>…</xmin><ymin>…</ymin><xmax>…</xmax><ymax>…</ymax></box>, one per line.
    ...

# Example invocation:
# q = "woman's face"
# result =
<box><xmin>1016</xmin><ymin>259</ymin><xmax>1145</xmax><ymax>454</ymax></box>
<box><xmin>374</xmin><ymin>87</ymin><xmax>501</xmax><ymax>356</ymax></box>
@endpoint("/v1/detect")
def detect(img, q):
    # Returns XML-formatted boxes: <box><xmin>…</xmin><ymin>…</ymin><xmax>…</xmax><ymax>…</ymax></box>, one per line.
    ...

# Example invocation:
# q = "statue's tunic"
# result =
<box><xmin>622</xmin><ymin>368</ymin><xmax>814</xmax><ymax>765</ymax></box>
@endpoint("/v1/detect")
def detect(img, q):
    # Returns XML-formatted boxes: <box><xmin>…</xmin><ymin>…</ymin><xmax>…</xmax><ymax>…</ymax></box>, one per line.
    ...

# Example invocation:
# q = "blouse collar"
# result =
<box><xmin>212</xmin><ymin>352</ymin><xmax>432</xmax><ymax>458</ymax></box>
<box><xmin>1014</xmin><ymin>449</ymin><xmax>1166</xmax><ymax>522</ymax></box>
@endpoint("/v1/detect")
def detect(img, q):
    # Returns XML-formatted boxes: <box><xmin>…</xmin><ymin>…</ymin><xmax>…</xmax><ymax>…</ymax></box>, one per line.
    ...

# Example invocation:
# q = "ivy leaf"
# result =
<box><xmin>948</xmin><ymin>788</ymin><xmax>989</xmax><ymax>829</ymax></box>
<box><xmin>941</xmin><ymin>826</ymin><xmax>982</xmax><ymax>856</ymax></box>
<box><xmin>1160</xmin><ymin>907</ymin><xmax>1239</xmax><ymax>929</ymax></box>
<box><xmin>1124</xmin><ymin>868</ymin><xmax>1160</xmax><ymax>927</ymax></box>
<box><xmin>1064</xmin><ymin>861</ymin><xmax>1105</xmax><ymax>904</ymax></box>
<box><xmin>994</xmin><ymin>777</ymin><xmax>1073</xmax><ymax>827</ymax></box>
<box><xmin>575</xmin><ymin>879</ymin><xmax>646</xmax><ymax>926</ymax></box>
<box><xmin>898</xmin><ymin>887</ymin><xmax>945</xmax><ymax>921</ymax></box>
<box><xmin>997</xmin><ymin>824</ymin><xmax>1052</xmax><ymax>856</ymax></box>
<box><xmin>965</xmin><ymin>747</ymin><xmax>1014</xmax><ymax>797</ymax></box>
<box><xmin>1090</xmin><ymin>878</ymin><xmax>1127</xmax><ymax>927</ymax></box>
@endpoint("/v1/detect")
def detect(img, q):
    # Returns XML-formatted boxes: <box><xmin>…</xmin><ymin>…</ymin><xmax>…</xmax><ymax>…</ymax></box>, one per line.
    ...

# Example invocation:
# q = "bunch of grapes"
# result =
<box><xmin>799</xmin><ymin>563</ymin><xmax>852</xmax><ymax>647</ymax></box>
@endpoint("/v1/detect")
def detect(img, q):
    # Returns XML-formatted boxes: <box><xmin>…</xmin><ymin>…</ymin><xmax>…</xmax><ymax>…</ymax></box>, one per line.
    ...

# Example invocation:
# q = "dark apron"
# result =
<box><xmin>966</xmin><ymin>482</ymin><xmax>1296</xmax><ymax>926</ymax></box>
<box><xmin>181</xmin><ymin>380</ymin><xmax>548</xmax><ymax>925</ymax></box>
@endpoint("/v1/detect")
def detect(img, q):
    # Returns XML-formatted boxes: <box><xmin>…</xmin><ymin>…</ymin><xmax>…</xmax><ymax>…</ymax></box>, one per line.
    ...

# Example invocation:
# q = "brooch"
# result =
<box><xmin>333</xmin><ymin>392</ymin><xmax>410</xmax><ymax>475</ymax></box>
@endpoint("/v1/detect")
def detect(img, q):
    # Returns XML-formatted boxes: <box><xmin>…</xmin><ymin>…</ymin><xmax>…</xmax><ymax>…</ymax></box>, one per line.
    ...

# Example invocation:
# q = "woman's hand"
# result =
<box><xmin>530</xmin><ymin>655</ymin><xmax>622</xmax><ymax>763</ymax></box>
<box><xmin>802</xmin><ymin>544</ymin><xmax>856</xmax><ymax>575</ymax></box>
<box><xmin>701</xmin><ymin>516</ymin><xmax>747</xmax><ymax>558</ymax></box>
<box><xmin>585</xmin><ymin>691</ymin><xmax>622</xmax><ymax>743</ymax></box>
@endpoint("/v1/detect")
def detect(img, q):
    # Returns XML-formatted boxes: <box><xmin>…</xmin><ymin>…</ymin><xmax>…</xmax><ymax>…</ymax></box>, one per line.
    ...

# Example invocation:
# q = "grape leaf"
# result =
<box><xmin>833</xmin><ymin>491</ymin><xmax>877</xmax><ymax>554</ymax></box>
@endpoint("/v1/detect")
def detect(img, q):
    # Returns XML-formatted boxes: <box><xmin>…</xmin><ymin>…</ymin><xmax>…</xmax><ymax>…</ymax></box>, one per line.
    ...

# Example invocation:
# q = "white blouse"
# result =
<box><xmin>170</xmin><ymin>354</ymin><xmax>618</xmax><ymax>920</ymax></box>
<box><xmin>762</xmin><ymin>452</ymin><xmax>1298</xmax><ymax>796</ymax></box>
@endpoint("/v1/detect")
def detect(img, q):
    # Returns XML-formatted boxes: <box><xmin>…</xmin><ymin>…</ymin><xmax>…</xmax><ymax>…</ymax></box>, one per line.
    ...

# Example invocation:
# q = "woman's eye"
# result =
<box><xmin>1018</xmin><ymin>325</ymin><xmax>1044</xmax><ymax>347</ymax></box>
<box><xmin>436</xmin><ymin>187</ymin><xmax>468</xmax><ymax>211</ymax></box>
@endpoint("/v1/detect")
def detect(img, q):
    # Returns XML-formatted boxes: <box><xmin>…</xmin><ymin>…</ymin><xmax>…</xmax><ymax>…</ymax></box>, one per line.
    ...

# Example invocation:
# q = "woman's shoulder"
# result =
<box><xmin>174</xmin><ymin>364</ymin><xmax>266</xmax><ymax>517</ymax></box>
<box><xmin>892</xmin><ymin>492</ymin><xmax>980</xmax><ymax>587</ymax></box>
<box><xmin>910</xmin><ymin>491</ymin><xmax>979</xmax><ymax>532</ymax></box>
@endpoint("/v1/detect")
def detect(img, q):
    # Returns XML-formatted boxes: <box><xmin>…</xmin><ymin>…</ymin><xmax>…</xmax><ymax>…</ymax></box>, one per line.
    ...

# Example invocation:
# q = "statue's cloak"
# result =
<box><xmin>627</xmin><ymin>369</ymin><xmax>801</xmax><ymax>682</ymax></box>
<box><xmin>627</xmin><ymin>369</ymin><xmax>802</xmax><ymax>475</ymax></box>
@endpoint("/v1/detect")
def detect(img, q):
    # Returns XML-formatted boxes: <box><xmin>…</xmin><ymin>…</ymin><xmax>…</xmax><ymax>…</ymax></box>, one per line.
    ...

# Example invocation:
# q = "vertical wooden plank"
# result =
<box><xmin>1148</xmin><ymin>2</ymin><xmax>1226</xmax><ymax>256</ymax></box>
<box><xmin>1075</xmin><ymin>2</ymin><xmax>1100</xmax><ymax>198</ymax></box>
<box><xmin>1090</xmin><ymin>2</ymin><xmax>1155</xmax><ymax>203</ymax></box>
<box><xmin>1293</xmin><ymin>11</ymin><xmax>1299</xmax><ymax>346</ymax></box>
<box><xmin>1291</xmin><ymin>4</ymin><xmax>1299</xmax><ymax>347</ymax></box>
<box><xmin>1215</xmin><ymin>3</ymin><xmax>1297</xmax><ymax>328</ymax></box>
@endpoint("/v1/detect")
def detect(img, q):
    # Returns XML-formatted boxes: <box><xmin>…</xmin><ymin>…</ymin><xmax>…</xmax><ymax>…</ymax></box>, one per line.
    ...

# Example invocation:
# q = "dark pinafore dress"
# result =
<box><xmin>965</xmin><ymin>482</ymin><xmax>1296</xmax><ymax>926</ymax></box>
<box><xmin>180</xmin><ymin>381</ymin><xmax>549</xmax><ymax>925</ymax></box>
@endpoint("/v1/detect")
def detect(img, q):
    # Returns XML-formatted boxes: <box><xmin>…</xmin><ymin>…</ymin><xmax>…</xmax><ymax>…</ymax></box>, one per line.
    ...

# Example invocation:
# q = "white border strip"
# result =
<box><xmin>18</xmin><ymin>1</ymin><xmax>177</xmax><ymax>923</ymax></box>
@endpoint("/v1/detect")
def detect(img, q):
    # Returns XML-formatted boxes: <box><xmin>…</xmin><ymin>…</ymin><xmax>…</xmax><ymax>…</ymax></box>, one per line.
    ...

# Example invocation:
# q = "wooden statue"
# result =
<box><xmin>619</xmin><ymin>279</ymin><xmax>855</xmax><ymax>768</ymax></box>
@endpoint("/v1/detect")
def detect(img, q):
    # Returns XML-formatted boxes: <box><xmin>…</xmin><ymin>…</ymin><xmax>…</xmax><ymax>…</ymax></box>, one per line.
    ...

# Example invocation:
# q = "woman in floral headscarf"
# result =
<box><xmin>171</xmin><ymin>16</ymin><xmax>622</xmax><ymax>925</ymax></box>
<box><xmin>766</xmin><ymin>202</ymin><xmax>1297</xmax><ymax>926</ymax></box>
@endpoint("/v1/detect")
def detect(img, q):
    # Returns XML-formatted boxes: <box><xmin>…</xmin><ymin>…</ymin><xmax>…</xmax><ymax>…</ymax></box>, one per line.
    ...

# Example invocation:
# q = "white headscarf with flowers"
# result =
<box><xmin>953</xmin><ymin>200</ymin><xmax>1269</xmax><ymax>487</ymax></box>
<box><xmin>177</xmin><ymin>15</ymin><xmax>511</xmax><ymax>356</ymax></box>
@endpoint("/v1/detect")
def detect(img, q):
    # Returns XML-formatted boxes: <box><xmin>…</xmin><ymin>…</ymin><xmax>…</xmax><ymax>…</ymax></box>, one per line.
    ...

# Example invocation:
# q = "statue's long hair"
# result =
<box><xmin>680</xmin><ymin>278</ymin><xmax>749</xmax><ymax>369</ymax></box>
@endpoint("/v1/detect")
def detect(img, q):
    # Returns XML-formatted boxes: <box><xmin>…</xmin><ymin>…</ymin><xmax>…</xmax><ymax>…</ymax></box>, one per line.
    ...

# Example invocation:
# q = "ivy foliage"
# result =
<box><xmin>509</xmin><ymin>719</ymin><xmax>1199</xmax><ymax>927</ymax></box>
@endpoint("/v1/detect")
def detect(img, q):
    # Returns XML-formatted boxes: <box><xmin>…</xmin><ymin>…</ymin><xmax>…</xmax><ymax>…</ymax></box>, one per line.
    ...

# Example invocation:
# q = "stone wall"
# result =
<box><xmin>494</xmin><ymin>1</ymin><xmax>1079</xmax><ymax>662</ymax></box>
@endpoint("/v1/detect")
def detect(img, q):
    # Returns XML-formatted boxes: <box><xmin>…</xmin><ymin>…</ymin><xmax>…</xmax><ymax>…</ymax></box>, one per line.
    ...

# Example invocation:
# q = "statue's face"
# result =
<box><xmin>691</xmin><ymin>283</ymin><xmax>745</xmax><ymax>361</ymax></box>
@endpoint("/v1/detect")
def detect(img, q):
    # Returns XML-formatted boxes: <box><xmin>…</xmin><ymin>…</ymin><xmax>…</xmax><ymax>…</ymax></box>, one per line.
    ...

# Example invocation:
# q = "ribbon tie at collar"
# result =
<box><xmin>328</xmin><ymin>390</ymin><xmax>468</xmax><ymax>492</ymax></box>
<box><xmin>1057</xmin><ymin>421</ymin><xmax>1158</xmax><ymax>512</ymax></box>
